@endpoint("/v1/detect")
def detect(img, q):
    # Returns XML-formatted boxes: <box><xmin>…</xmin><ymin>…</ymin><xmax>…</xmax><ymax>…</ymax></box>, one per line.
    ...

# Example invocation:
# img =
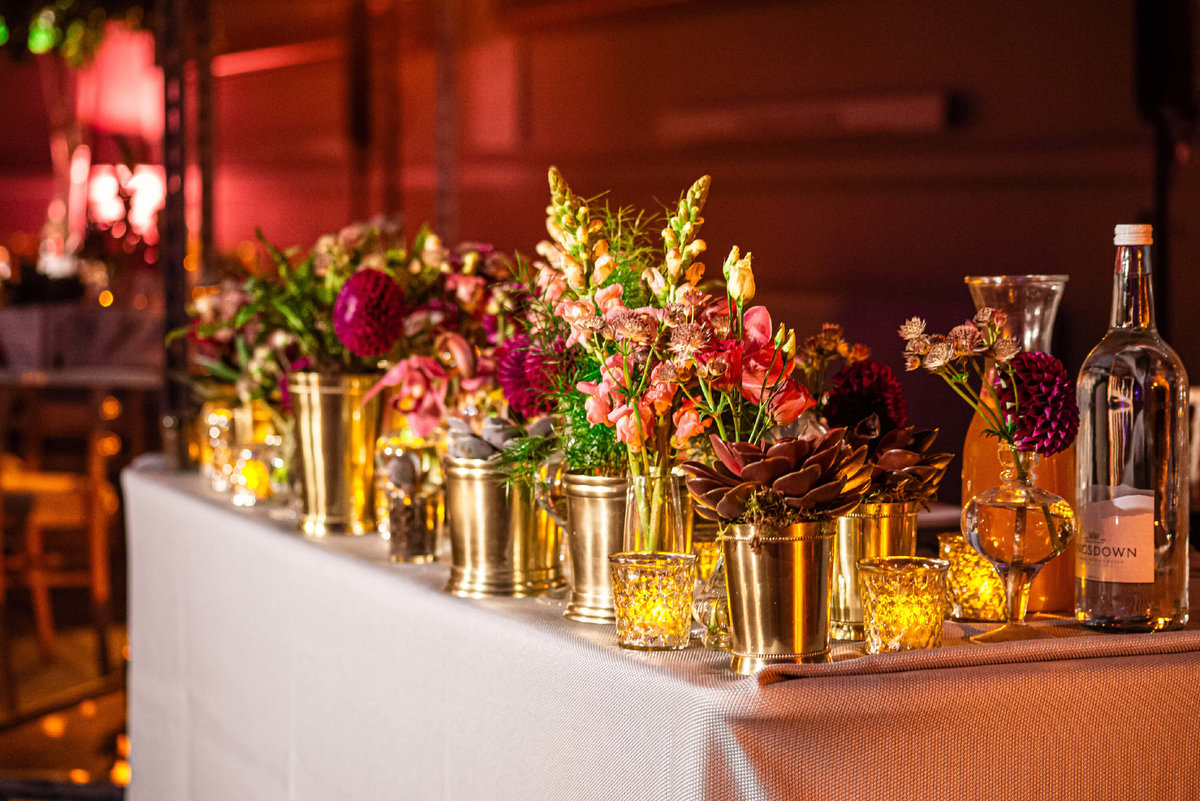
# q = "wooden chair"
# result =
<box><xmin>0</xmin><ymin>431</ymin><xmax>120</xmax><ymax>675</ymax></box>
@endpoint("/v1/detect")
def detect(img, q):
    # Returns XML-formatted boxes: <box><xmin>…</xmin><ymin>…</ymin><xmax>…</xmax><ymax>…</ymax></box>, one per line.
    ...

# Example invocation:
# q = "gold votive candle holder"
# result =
<box><xmin>859</xmin><ymin>556</ymin><xmax>950</xmax><ymax>654</ymax></box>
<box><xmin>230</xmin><ymin>444</ymin><xmax>275</xmax><ymax>508</ymax></box>
<box><xmin>937</xmin><ymin>533</ymin><xmax>1006</xmax><ymax>622</ymax></box>
<box><xmin>691</xmin><ymin>528</ymin><xmax>722</xmax><ymax>583</ymax></box>
<box><xmin>609</xmin><ymin>552</ymin><xmax>697</xmax><ymax>651</ymax></box>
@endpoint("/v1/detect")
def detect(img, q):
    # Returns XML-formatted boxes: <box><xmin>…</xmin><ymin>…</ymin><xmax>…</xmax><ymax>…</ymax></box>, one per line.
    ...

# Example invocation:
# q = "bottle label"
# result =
<box><xmin>1077</xmin><ymin>487</ymin><xmax>1155</xmax><ymax>584</ymax></box>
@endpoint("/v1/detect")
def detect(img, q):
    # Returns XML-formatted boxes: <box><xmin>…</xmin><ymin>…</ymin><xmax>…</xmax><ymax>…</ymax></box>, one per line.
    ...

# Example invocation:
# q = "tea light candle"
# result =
<box><xmin>937</xmin><ymin>533</ymin><xmax>1006</xmax><ymax>622</ymax></box>
<box><xmin>609</xmin><ymin>552</ymin><xmax>697</xmax><ymax>651</ymax></box>
<box><xmin>231</xmin><ymin>446</ymin><xmax>275</xmax><ymax>507</ymax></box>
<box><xmin>858</xmin><ymin>556</ymin><xmax>950</xmax><ymax>654</ymax></box>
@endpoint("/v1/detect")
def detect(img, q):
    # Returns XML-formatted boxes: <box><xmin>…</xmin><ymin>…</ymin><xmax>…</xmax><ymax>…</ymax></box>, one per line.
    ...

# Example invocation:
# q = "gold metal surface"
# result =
<box><xmin>289</xmin><ymin>372</ymin><xmax>382</xmax><ymax>536</ymax></box>
<box><xmin>443</xmin><ymin>456</ymin><xmax>564</xmax><ymax>597</ymax></box>
<box><xmin>723</xmin><ymin>521</ymin><xmax>835</xmax><ymax>674</ymax></box>
<box><xmin>232</xmin><ymin>400</ymin><xmax>276</xmax><ymax>445</ymax></box>
<box><xmin>561</xmin><ymin>474</ymin><xmax>628</xmax><ymax>623</ymax></box>
<box><xmin>831</xmin><ymin>501</ymin><xmax>920</xmax><ymax>641</ymax></box>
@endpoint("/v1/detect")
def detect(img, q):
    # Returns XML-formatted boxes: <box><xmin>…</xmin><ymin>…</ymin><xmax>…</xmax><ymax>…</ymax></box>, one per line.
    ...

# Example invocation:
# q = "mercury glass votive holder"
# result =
<box><xmin>230</xmin><ymin>444</ymin><xmax>276</xmax><ymax>508</ymax></box>
<box><xmin>609</xmin><ymin>552</ymin><xmax>697</xmax><ymax>650</ymax></box>
<box><xmin>937</xmin><ymin>533</ymin><xmax>1006</xmax><ymax>622</ymax></box>
<box><xmin>859</xmin><ymin>556</ymin><xmax>950</xmax><ymax>654</ymax></box>
<box><xmin>691</xmin><ymin>524</ymin><xmax>722</xmax><ymax>583</ymax></box>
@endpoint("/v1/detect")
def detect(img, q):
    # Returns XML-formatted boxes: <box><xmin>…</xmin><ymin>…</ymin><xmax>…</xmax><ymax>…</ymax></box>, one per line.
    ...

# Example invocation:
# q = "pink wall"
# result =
<box><xmin>3</xmin><ymin>0</ymin><xmax>1197</xmax><ymax>496</ymax></box>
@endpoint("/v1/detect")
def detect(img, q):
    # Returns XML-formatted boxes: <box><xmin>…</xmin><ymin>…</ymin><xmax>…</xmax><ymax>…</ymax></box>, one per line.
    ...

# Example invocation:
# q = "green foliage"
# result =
<box><xmin>560</xmin><ymin>398</ymin><xmax>625</xmax><ymax>477</ymax></box>
<box><xmin>247</xmin><ymin>229</ymin><xmax>379</xmax><ymax>373</ymax></box>
<box><xmin>495</xmin><ymin>434</ymin><xmax>558</xmax><ymax>485</ymax></box>
<box><xmin>1</xmin><ymin>1</ymin><xmax>151</xmax><ymax>66</ymax></box>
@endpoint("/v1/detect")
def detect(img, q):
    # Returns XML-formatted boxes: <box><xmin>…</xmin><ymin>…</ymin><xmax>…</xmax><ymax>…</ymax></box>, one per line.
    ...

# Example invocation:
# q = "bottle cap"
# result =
<box><xmin>1114</xmin><ymin>224</ymin><xmax>1153</xmax><ymax>246</ymax></box>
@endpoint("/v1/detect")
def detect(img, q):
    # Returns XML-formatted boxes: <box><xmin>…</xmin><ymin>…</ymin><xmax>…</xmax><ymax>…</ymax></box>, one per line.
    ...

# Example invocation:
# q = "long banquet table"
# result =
<box><xmin>124</xmin><ymin>458</ymin><xmax>1200</xmax><ymax>801</ymax></box>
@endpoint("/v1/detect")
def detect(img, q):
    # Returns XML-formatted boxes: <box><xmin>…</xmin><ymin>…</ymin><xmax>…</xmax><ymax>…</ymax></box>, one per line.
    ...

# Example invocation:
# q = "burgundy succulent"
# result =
<box><xmin>993</xmin><ymin>351</ymin><xmax>1079</xmax><ymax>457</ymax></box>
<box><xmin>846</xmin><ymin>416</ymin><xmax>952</xmax><ymax>503</ymax></box>
<box><xmin>333</xmin><ymin>269</ymin><xmax>406</xmax><ymax>357</ymax></box>
<box><xmin>680</xmin><ymin>429</ymin><xmax>872</xmax><ymax>524</ymax></box>
<box><xmin>823</xmin><ymin>359</ymin><xmax>908</xmax><ymax>433</ymax></box>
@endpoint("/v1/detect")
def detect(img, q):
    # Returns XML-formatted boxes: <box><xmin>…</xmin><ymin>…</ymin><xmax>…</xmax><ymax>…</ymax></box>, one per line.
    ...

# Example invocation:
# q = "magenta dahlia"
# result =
<box><xmin>496</xmin><ymin>335</ymin><xmax>558</xmax><ymax>419</ymax></box>
<box><xmin>994</xmin><ymin>351</ymin><xmax>1079</xmax><ymax>456</ymax></box>
<box><xmin>333</xmin><ymin>269</ymin><xmax>406</xmax><ymax>357</ymax></box>
<box><xmin>824</xmin><ymin>359</ymin><xmax>908</xmax><ymax>433</ymax></box>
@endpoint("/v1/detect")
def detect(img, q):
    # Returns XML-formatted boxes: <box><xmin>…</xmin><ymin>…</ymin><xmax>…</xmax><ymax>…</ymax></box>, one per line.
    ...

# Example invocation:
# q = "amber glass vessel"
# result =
<box><xmin>961</xmin><ymin>275</ymin><xmax>1074</xmax><ymax>612</ymax></box>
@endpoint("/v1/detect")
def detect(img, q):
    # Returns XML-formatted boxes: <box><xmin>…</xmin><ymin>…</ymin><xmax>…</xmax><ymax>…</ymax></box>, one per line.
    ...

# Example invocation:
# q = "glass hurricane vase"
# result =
<box><xmin>623</xmin><ymin>473</ymin><xmax>690</xmax><ymax>554</ymax></box>
<box><xmin>960</xmin><ymin>445</ymin><xmax>1078</xmax><ymax>643</ymax></box>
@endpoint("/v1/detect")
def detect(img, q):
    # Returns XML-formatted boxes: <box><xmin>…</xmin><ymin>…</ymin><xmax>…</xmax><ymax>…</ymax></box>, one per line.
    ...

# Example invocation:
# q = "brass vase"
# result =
<box><xmin>443</xmin><ymin>456</ymin><xmax>564</xmax><ymax>597</ymax></box>
<box><xmin>288</xmin><ymin>372</ymin><xmax>382</xmax><ymax>536</ymax></box>
<box><xmin>559</xmin><ymin>474</ymin><xmax>628</xmax><ymax>623</ymax></box>
<box><xmin>831</xmin><ymin>501</ymin><xmax>920</xmax><ymax>640</ymax></box>
<box><xmin>723</xmin><ymin>521</ymin><xmax>835</xmax><ymax>675</ymax></box>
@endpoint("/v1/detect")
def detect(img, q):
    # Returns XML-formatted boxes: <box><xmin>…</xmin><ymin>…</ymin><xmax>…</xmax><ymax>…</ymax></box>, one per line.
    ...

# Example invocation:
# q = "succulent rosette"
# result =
<box><xmin>681</xmin><ymin>429</ymin><xmax>871</xmax><ymax>525</ymax></box>
<box><xmin>845</xmin><ymin>415</ymin><xmax>952</xmax><ymax>503</ymax></box>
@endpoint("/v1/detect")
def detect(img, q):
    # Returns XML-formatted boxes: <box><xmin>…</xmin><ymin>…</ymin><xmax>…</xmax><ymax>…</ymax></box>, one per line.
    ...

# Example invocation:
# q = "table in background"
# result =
<box><xmin>123</xmin><ymin>460</ymin><xmax>1200</xmax><ymax>801</ymax></box>
<box><xmin>0</xmin><ymin>366</ymin><xmax>162</xmax><ymax>468</ymax></box>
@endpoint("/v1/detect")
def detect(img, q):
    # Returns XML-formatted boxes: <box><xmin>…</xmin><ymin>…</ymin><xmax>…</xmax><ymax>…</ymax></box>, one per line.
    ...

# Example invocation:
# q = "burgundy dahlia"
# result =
<box><xmin>333</xmin><ymin>269</ymin><xmax>406</xmax><ymax>357</ymax></box>
<box><xmin>823</xmin><ymin>359</ymin><xmax>908</xmax><ymax>433</ymax></box>
<box><xmin>994</xmin><ymin>351</ymin><xmax>1079</xmax><ymax>457</ymax></box>
<box><xmin>496</xmin><ymin>335</ymin><xmax>558</xmax><ymax>419</ymax></box>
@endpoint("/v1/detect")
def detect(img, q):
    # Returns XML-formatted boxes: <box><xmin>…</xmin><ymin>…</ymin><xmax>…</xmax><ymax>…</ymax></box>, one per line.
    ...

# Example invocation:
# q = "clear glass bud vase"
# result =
<box><xmin>960</xmin><ymin>445</ymin><xmax>1078</xmax><ymax>643</ymax></box>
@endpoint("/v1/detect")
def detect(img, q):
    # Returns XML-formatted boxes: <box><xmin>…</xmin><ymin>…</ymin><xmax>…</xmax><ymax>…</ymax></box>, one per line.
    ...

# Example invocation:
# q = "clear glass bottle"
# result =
<box><xmin>1075</xmin><ymin>224</ymin><xmax>1190</xmax><ymax>631</ymax></box>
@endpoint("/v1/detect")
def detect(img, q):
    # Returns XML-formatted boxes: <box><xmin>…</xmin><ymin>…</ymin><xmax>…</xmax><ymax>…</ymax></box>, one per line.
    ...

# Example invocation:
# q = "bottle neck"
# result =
<box><xmin>1111</xmin><ymin>244</ymin><xmax>1156</xmax><ymax>331</ymax></box>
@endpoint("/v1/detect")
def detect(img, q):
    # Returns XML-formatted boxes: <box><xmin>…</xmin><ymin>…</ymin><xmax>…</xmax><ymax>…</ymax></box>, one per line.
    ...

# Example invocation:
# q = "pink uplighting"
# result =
<box><xmin>75</xmin><ymin>23</ymin><xmax>163</xmax><ymax>145</ymax></box>
<box><xmin>88</xmin><ymin>164</ymin><xmax>165</xmax><ymax>240</ymax></box>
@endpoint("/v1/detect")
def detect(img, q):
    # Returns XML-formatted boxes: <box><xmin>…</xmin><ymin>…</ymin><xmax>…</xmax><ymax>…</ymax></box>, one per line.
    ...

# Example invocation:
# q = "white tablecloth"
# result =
<box><xmin>124</xmin><ymin>461</ymin><xmax>1200</xmax><ymax>801</ymax></box>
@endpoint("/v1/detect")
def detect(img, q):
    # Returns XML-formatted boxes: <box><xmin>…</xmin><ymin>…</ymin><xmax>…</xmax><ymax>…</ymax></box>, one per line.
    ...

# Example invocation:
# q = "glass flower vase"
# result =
<box><xmin>962</xmin><ymin>274</ymin><xmax>1076</xmax><ymax>613</ymax></box>
<box><xmin>960</xmin><ymin>445</ymin><xmax>1077</xmax><ymax>643</ymax></box>
<box><xmin>623</xmin><ymin>473</ymin><xmax>690</xmax><ymax>554</ymax></box>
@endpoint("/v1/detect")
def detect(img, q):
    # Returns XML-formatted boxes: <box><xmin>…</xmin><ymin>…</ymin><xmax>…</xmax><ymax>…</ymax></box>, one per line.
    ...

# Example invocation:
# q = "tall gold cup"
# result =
<box><xmin>561</xmin><ymin>474</ymin><xmax>627</xmax><ymax>623</ymax></box>
<box><xmin>288</xmin><ymin>372</ymin><xmax>382</xmax><ymax>536</ymax></box>
<box><xmin>831</xmin><ymin>501</ymin><xmax>920</xmax><ymax>640</ymax></box>
<box><xmin>443</xmin><ymin>456</ymin><xmax>564</xmax><ymax>597</ymax></box>
<box><xmin>723</xmin><ymin>521</ymin><xmax>835</xmax><ymax>674</ymax></box>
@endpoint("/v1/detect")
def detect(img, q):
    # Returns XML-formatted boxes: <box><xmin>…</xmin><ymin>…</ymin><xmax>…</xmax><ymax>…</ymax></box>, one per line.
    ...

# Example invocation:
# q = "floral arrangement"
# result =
<box><xmin>507</xmin><ymin>168</ymin><xmax>814</xmax><ymax>486</ymax></box>
<box><xmin>795</xmin><ymin>324</ymin><xmax>870</xmax><ymax>399</ymax></box>
<box><xmin>680</xmin><ymin>430</ymin><xmax>871</xmax><ymax>526</ymax></box>
<box><xmin>900</xmin><ymin>308</ymin><xmax>1078</xmax><ymax>477</ymax></box>
<box><xmin>823</xmin><ymin>359</ymin><xmax>908</xmax><ymax>433</ymax></box>
<box><xmin>174</xmin><ymin>219</ymin><xmax>513</xmax><ymax>437</ymax></box>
